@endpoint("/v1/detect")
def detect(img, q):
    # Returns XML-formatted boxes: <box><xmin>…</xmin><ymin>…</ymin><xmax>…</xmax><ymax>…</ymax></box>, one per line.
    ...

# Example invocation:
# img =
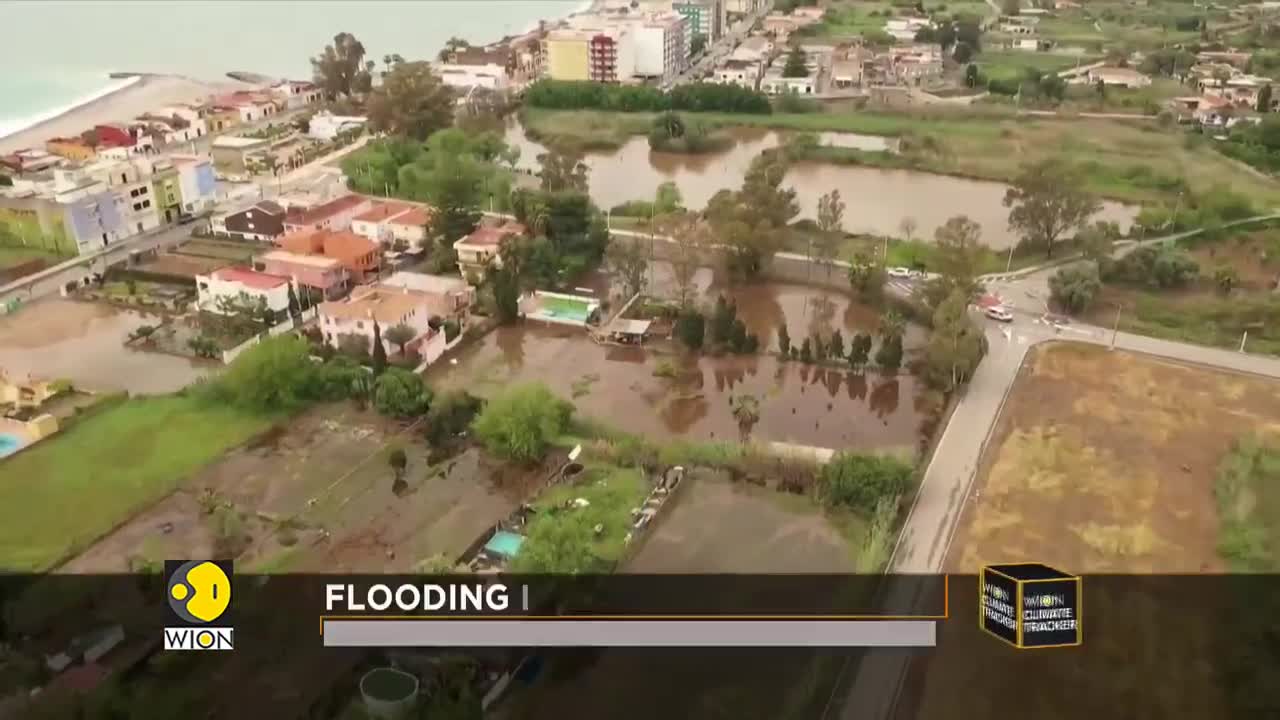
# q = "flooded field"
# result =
<box><xmin>433</xmin><ymin>283</ymin><xmax>939</xmax><ymax>454</ymax></box>
<box><xmin>0</xmin><ymin>299</ymin><xmax>210</xmax><ymax>394</ymax></box>
<box><xmin>506</xmin><ymin>120</ymin><xmax>1136</xmax><ymax>250</ymax></box>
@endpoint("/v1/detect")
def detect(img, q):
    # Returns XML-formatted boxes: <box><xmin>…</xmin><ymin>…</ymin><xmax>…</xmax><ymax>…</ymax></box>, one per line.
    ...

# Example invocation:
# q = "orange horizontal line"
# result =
<box><xmin>318</xmin><ymin>614</ymin><xmax>946</xmax><ymax>635</ymax></box>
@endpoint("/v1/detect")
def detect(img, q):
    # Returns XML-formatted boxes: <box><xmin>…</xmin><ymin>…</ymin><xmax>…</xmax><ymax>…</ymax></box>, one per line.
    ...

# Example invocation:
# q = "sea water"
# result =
<box><xmin>0</xmin><ymin>0</ymin><xmax>583</xmax><ymax>140</ymax></box>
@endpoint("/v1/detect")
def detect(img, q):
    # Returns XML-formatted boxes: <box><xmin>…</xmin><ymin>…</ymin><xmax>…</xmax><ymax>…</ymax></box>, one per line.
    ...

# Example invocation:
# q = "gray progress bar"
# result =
<box><xmin>321</xmin><ymin>619</ymin><xmax>936</xmax><ymax>647</ymax></box>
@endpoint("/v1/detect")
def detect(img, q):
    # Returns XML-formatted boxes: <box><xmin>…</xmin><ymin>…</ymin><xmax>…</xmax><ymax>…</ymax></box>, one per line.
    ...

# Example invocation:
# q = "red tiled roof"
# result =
<box><xmin>285</xmin><ymin>195</ymin><xmax>369</xmax><ymax>226</ymax></box>
<box><xmin>213</xmin><ymin>267</ymin><xmax>291</xmax><ymax>290</ymax></box>
<box><xmin>456</xmin><ymin>221</ymin><xmax>525</xmax><ymax>248</ymax></box>
<box><xmin>320</xmin><ymin>230</ymin><xmax>380</xmax><ymax>263</ymax></box>
<box><xmin>353</xmin><ymin>202</ymin><xmax>415</xmax><ymax>224</ymax></box>
<box><xmin>389</xmin><ymin>207</ymin><xmax>432</xmax><ymax>227</ymax></box>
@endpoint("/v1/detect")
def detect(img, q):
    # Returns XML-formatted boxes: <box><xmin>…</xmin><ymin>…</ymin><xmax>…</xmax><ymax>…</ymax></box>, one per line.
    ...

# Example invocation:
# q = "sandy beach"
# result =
<box><xmin>0</xmin><ymin>74</ymin><xmax>254</xmax><ymax>156</ymax></box>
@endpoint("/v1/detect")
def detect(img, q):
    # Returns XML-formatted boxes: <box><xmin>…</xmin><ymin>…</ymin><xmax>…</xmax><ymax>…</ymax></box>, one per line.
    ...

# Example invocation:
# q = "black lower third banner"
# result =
<box><xmin>0</xmin><ymin>575</ymin><xmax>1277</xmax><ymax>720</ymax></box>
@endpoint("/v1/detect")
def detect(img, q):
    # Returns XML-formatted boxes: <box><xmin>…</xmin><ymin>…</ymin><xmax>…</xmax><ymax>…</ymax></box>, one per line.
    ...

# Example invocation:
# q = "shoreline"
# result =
<box><xmin>0</xmin><ymin>73</ymin><xmax>255</xmax><ymax>156</ymax></box>
<box><xmin>0</xmin><ymin>0</ymin><xmax>598</xmax><ymax>157</ymax></box>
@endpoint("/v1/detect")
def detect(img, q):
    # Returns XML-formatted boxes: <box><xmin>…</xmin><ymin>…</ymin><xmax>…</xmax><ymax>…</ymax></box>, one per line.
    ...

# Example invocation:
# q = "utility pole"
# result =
<box><xmin>1110</xmin><ymin>303</ymin><xmax>1122</xmax><ymax>349</ymax></box>
<box><xmin>1006</xmin><ymin>243</ymin><xmax>1015</xmax><ymax>273</ymax></box>
<box><xmin>1240</xmin><ymin>330</ymin><xmax>1248</xmax><ymax>353</ymax></box>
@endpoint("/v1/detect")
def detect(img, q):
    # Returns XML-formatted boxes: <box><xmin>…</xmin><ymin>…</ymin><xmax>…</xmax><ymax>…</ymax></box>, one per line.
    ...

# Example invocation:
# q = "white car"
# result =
<box><xmin>984</xmin><ymin>306</ymin><xmax>1014</xmax><ymax>323</ymax></box>
<box><xmin>887</xmin><ymin>267</ymin><xmax>914</xmax><ymax>279</ymax></box>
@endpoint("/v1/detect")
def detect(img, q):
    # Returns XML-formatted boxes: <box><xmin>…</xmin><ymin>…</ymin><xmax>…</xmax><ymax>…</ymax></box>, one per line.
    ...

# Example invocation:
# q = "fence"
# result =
<box><xmin>220</xmin><ymin>310</ymin><xmax>314</xmax><ymax>363</ymax></box>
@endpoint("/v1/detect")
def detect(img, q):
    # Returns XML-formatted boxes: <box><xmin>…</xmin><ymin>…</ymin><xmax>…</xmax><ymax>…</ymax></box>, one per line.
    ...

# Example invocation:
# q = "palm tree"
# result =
<box><xmin>879</xmin><ymin>309</ymin><xmax>906</xmax><ymax>342</ymax></box>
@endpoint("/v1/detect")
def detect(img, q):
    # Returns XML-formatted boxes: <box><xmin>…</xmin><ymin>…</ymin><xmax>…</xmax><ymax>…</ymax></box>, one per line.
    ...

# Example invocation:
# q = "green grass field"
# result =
<box><xmin>0</xmin><ymin>396</ymin><xmax>276</xmax><ymax>570</ymax></box>
<box><xmin>977</xmin><ymin>50</ymin><xmax>1101</xmax><ymax>84</ymax></box>
<box><xmin>0</xmin><ymin>245</ymin><xmax>61</xmax><ymax>271</ymax></box>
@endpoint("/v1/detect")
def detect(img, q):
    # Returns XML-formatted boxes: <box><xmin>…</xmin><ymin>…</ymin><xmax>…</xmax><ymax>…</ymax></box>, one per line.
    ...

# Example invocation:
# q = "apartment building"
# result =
<box><xmin>673</xmin><ymin>0</ymin><xmax>725</xmax><ymax>46</ymax></box>
<box><xmin>629</xmin><ymin>12</ymin><xmax>688</xmax><ymax>82</ymax></box>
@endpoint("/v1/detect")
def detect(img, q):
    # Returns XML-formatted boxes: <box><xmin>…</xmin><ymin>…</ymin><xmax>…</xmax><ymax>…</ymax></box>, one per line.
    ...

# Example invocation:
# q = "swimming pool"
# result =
<box><xmin>0</xmin><ymin>433</ymin><xmax>27</xmax><ymax>459</ymax></box>
<box><xmin>529</xmin><ymin>292</ymin><xmax>600</xmax><ymax>327</ymax></box>
<box><xmin>484</xmin><ymin>530</ymin><xmax>526</xmax><ymax>560</ymax></box>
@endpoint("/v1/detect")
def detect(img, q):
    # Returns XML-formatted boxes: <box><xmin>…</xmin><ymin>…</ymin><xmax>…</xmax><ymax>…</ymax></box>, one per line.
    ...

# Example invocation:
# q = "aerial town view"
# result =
<box><xmin>0</xmin><ymin>0</ymin><xmax>1278</xmax><ymax>717</ymax></box>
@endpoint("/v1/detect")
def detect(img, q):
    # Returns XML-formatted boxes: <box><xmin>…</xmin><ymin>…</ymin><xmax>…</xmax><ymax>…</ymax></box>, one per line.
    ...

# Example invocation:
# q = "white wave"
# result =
<box><xmin>0</xmin><ymin>74</ymin><xmax>142</xmax><ymax>142</ymax></box>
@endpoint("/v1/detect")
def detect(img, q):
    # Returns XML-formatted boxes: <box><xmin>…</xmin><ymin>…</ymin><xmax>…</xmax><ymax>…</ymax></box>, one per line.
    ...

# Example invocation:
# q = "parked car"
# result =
<box><xmin>984</xmin><ymin>306</ymin><xmax>1014</xmax><ymax>322</ymax></box>
<box><xmin>887</xmin><ymin>267</ymin><xmax>913</xmax><ymax>278</ymax></box>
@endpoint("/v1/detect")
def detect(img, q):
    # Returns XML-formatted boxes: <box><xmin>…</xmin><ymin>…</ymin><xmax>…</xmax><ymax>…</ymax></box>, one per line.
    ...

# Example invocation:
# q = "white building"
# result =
<box><xmin>436</xmin><ymin>63</ymin><xmax>510</xmax><ymax>90</ymax></box>
<box><xmin>159</xmin><ymin>104</ymin><xmax>210</xmax><ymax>140</ymax></box>
<box><xmin>761</xmin><ymin>67</ymin><xmax>816</xmax><ymax>95</ymax></box>
<box><xmin>1083</xmin><ymin>66</ymin><xmax>1153</xmax><ymax>88</ymax></box>
<box><xmin>385</xmin><ymin>206</ymin><xmax>431</xmax><ymax>250</ymax></box>
<box><xmin>714</xmin><ymin>59</ymin><xmax>764</xmax><ymax>89</ymax></box>
<box><xmin>318</xmin><ymin>284</ymin><xmax>447</xmax><ymax>364</ymax></box>
<box><xmin>309</xmin><ymin>112</ymin><xmax>367</xmax><ymax>141</ymax></box>
<box><xmin>379</xmin><ymin>271</ymin><xmax>475</xmax><ymax>322</ymax></box>
<box><xmin>270</xmin><ymin>81</ymin><xmax>324</xmax><ymax>110</ymax></box>
<box><xmin>195</xmin><ymin>267</ymin><xmax>294</xmax><ymax>316</ymax></box>
<box><xmin>885</xmin><ymin>17</ymin><xmax>933</xmax><ymax>42</ymax></box>
<box><xmin>82</xmin><ymin>157</ymin><xmax>162</xmax><ymax>236</ymax></box>
<box><xmin>171</xmin><ymin>155</ymin><xmax>218</xmax><ymax>216</ymax></box>
<box><xmin>629</xmin><ymin>12</ymin><xmax>689</xmax><ymax>82</ymax></box>
<box><xmin>351</xmin><ymin>202</ymin><xmax>417</xmax><ymax>245</ymax></box>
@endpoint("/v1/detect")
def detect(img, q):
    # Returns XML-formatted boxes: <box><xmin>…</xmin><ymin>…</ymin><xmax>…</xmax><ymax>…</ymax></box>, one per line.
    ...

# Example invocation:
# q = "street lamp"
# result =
<box><xmin>1110</xmin><ymin>302</ymin><xmax>1122</xmax><ymax>349</ymax></box>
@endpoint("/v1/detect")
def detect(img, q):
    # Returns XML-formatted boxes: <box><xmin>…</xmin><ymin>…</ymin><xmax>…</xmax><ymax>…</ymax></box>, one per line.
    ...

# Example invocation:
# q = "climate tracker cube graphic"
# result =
<box><xmin>980</xmin><ymin>563</ymin><xmax>1082</xmax><ymax>649</ymax></box>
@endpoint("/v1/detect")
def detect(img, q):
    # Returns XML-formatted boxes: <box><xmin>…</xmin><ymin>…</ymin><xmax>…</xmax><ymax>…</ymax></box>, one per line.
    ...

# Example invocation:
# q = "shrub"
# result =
<box><xmin>373</xmin><ymin>368</ymin><xmax>432</xmax><ymax>418</ymax></box>
<box><xmin>675</xmin><ymin>309</ymin><xmax>706</xmax><ymax>350</ymax></box>
<box><xmin>817</xmin><ymin>452</ymin><xmax>913</xmax><ymax>513</ymax></box>
<box><xmin>203</xmin><ymin>335</ymin><xmax>318</xmax><ymax>412</ymax></box>
<box><xmin>424</xmin><ymin>389</ymin><xmax>483</xmax><ymax>447</ymax></box>
<box><xmin>472</xmin><ymin>383</ymin><xmax>574</xmax><ymax>463</ymax></box>
<box><xmin>1049</xmin><ymin>261</ymin><xmax>1102</xmax><ymax>314</ymax></box>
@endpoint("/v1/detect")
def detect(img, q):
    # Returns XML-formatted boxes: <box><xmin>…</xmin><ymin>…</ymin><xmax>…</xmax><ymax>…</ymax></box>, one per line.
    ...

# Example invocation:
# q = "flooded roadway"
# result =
<box><xmin>505</xmin><ymin>121</ymin><xmax>1137</xmax><ymax>250</ymax></box>
<box><xmin>0</xmin><ymin>299</ymin><xmax>211</xmax><ymax>394</ymax></box>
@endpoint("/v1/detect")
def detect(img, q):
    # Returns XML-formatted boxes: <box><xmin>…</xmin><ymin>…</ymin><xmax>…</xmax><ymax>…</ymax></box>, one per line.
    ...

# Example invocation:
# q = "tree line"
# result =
<box><xmin>524</xmin><ymin>79</ymin><xmax>772</xmax><ymax>114</ymax></box>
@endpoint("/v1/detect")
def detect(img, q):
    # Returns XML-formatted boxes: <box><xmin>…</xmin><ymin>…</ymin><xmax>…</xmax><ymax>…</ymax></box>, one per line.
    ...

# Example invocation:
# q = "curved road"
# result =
<box><xmin>834</xmin><ymin>218</ymin><xmax>1280</xmax><ymax>720</ymax></box>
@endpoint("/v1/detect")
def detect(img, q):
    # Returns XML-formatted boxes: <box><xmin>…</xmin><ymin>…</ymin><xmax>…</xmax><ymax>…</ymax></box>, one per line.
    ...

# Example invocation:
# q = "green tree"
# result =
<box><xmin>310</xmin><ymin>32</ymin><xmax>371</xmax><ymax>98</ymax></box>
<box><xmin>487</xmin><ymin>263</ymin><xmax>521</xmax><ymax>324</ymax></box>
<box><xmin>537</xmin><ymin>147</ymin><xmax>590</xmax><ymax>193</ymax></box>
<box><xmin>710</xmin><ymin>295</ymin><xmax>737</xmax><ymax>346</ymax></box>
<box><xmin>815</xmin><ymin>188</ymin><xmax>845</xmax><ymax>279</ymax></box>
<box><xmin>830</xmin><ymin>330</ymin><xmax>845</xmax><ymax>360</ymax></box>
<box><xmin>924</xmin><ymin>289</ymin><xmax>986</xmax><ymax>391</ymax></box>
<box><xmin>286</xmin><ymin>284</ymin><xmax>301</xmax><ymax>318</ymax></box>
<box><xmin>509</xmin><ymin>511</ymin><xmax>598</xmax><ymax>573</ymax></box>
<box><xmin>209</xmin><ymin>335</ymin><xmax>317</xmax><ymax>412</ymax></box>
<box><xmin>1077</xmin><ymin>220</ymin><xmax>1119</xmax><ymax>263</ymax></box>
<box><xmin>964</xmin><ymin>63</ymin><xmax>981</xmax><ymax>88</ymax></box>
<box><xmin>424</xmin><ymin>389</ymin><xmax>484</xmax><ymax>447</ymax></box>
<box><xmin>848</xmin><ymin>333</ymin><xmax>871</xmax><ymax>368</ymax></box>
<box><xmin>654</xmin><ymin>181</ymin><xmax>683</xmax><ymax>214</ymax></box>
<box><xmin>848</xmin><ymin>251</ymin><xmax>886</xmax><ymax>303</ymax></box>
<box><xmin>817</xmin><ymin>452</ymin><xmax>913</xmax><ymax>513</ymax></box>
<box><xmin>874</xmin><ymin>336</ymin><xmax>903</xmax><ymax>370</ymax></box>
<box><xmin>690</xmin><ymin>34</ymin><xmax>708</xmax><ymax>56</ymax></box>
<box><xmin>924</xmin><ymin>215</ymin><xmax>984</xmax><ymax>308</ymax></box>
<box><xmin>1004</xmin><ymin>159</ymin><xmax>1103</xmax><ymax>258</ymax></box>
<box><xmin>383</xmin><ymin>323</ymin><xmax>416</xmax><ymax>355</ymax></box>
<box><xmin>879</xmin><ymin>308</ymin><xmax>905</xmax><ymax>343</ymax></box>
<box><xmin>1048</xmin><ymin>261</ymin><xmax>1102</xmax><ymax>314</ymax></box>
<box><xmin>782</xmin><ymin>45</ymin><xmax>809</xmax><ymax>78</ymax></box>
<box><xmin>676</xmin><ymin>308</ymin><xmax>706</xmax><ymax>350</ymax></box>
<box><xmin>338</xmin><ymin>333</ymin><xmax>370</xmax><ymax>360</ymax></box>
<box><xmin>777</xmin><ymin>324</ymin><xmax>791</xmax><ymax>356</ymax></box>
<box><xmin>1259</xmin><ymin>83</ymin><xmax>1274</xmax><ymax>113</ymax></box>
<box><xmin>606</xmin><ymin>238</ymin><xmax>649</xmax><ymax>300</ymax></box>
<box><xmin>388</xmin><ymin>447</ymin><xmax>408</xmax><ymax>481</ymax></box>
<box><xmin>799</xmin><ymin>337</ymin><xmax>813</xmax><ymax>363</ymax></box>
<box><xmin>472</xmin><ymin>383</ymin><xmax>574</xmax><ymax>463</ymax></box>
<box><xmin>706</xmin><ymin>154</ymin><xmax>798</xmax><ymax>279</ymax></box>
<box><xmin>374</xmin><ymin>367</ymin><xmax>432</xmax><ymax>417</ymax></box>
<box><xmin>371</xmin><ymin>322</ymin><xmax>388</xmax><ymax>374</ymax></box>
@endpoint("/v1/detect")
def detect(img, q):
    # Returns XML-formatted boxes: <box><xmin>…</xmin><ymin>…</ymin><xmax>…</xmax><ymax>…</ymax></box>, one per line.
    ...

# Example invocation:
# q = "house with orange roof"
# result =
<box><xmin>283</xmin><ymin>194</ymin><xmax>374</xmax><ymax>234</ymax></box>
<box><xmin>278</xmin><ymin>228</ymin><xmax>381</xmax><ymax>283</ymax></box>
<box><xmin>318</xmin><ymin>284</ymin><xmax>447</xmax><ymax>364</ymax></box>
<box><xmin>452</xmin><ymin>219</ymin><xmax>526</xmax><ymax>277</ymax></box>
<box><xmin>258</xmin><ymin>250</ymin><xmax>349</xmax><ymax>301</ymax></box>
<box><xmin>386</xmin><ymin>206</ymin><xmax>432</xmax><ymax>250</ymax></box>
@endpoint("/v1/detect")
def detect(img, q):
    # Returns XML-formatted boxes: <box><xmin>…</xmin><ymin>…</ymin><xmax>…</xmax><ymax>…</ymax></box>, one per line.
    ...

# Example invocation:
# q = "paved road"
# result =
<box><xmin>836</xmin><ymin>250</ymin><xmax>1280</xmax><ymax>720</ymax></box>
<box><xmin>0</xmin><ymin>134</ymin><xmax>371</xmax><ymax>309</ymax></box>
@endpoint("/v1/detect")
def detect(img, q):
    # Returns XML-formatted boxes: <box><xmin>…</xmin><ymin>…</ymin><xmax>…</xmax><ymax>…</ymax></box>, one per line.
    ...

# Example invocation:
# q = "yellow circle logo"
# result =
<box><xmin>167</xmin><ymin>561</ymin><xmax>232</xmax><ymax>624</ymax></box>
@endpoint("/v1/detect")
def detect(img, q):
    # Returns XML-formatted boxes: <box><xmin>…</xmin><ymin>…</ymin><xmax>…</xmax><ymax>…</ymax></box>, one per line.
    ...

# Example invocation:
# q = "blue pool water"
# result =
<box><xmin>0</xmin><ymin>433</ymin><xmax>27</xmax><ymax>459</ymax></box>
<box><xmin>484</xmin><ymin>531</ymin><xmax>526</xmax><ymax>559</ymax></box>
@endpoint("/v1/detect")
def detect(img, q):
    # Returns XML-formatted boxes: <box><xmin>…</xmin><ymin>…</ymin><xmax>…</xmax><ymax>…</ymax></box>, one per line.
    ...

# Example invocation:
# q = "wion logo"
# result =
<box><xmin>163</xmin><ymin>560</ymin><xmax>234</xmax><ymax>651</ymax></box>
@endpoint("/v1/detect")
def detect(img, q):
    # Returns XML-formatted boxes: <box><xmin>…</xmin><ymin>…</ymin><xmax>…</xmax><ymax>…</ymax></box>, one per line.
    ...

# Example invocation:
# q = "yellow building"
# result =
<box><xmin>45</xmin><ymin>137</ymin><xmax>97</xmax><ymax>161</ymax></box>
<box><xmin>205</xmin><ymin>107</ymin><xmax>241</xmax><ymax>133</ymax></box>
<box><xmin>543</xmin><ymin>29</ymin><xmax>592</xmax><ymax>81</ymax></box>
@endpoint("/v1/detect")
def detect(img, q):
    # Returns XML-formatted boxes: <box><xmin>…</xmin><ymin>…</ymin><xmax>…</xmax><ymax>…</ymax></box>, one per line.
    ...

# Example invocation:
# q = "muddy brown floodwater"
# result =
<box><xmin>505</xmin><ymin>120</ymin><xmax>1137</xmax><ymax>250</ymax></box>
<box><xmin>0</xmin><ymin>299</ymin><xmax>210</xmax><ymax>394</ymax></box>
<box><xmin>433</xmin><ymin>283</ymin><xmax>939</xmax><ymax>454</ymax></box>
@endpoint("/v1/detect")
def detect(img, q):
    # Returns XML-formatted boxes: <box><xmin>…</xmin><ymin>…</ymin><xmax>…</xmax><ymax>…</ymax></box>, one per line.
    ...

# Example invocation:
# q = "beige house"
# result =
<box><xmin>453</xmin><ymin>220</ymin><xmax>526</xmax><ymax>278</ymax></box>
